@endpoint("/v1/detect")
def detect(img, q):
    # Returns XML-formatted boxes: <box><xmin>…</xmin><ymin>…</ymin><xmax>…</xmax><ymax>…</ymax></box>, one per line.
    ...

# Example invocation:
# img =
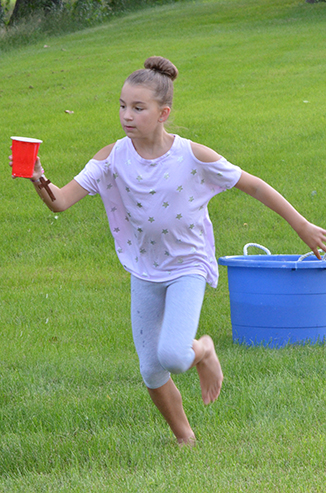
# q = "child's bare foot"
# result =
<box><xmin>177</xmin><ymin>434</ymin><xmax>196</xmax><ymax>448</ymax></box>
<box><xmin>196</xmin><ymin>335</ymin><xmax>223</xmax><ymax>405</ymax></box>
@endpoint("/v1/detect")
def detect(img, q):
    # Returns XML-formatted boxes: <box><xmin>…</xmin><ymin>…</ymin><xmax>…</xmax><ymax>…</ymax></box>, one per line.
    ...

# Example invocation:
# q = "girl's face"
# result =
<box><xmin>119</xmin><ymin>83</ymin><xmax>169</xmax><ymax>139</ymax></box>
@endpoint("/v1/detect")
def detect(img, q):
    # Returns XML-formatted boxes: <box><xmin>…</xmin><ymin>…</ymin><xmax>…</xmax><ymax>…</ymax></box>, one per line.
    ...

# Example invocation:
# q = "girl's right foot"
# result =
<box><xmin>196</xmin><ymin>335</ymin><xmax>223</xmax><ymax>405</ymax></box>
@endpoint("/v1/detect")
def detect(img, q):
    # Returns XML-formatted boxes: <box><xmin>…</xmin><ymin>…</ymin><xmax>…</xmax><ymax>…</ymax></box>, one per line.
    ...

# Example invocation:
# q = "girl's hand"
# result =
<box><xmin>296</xmin><ymin>221</ymin><xmax>326</xmax><ymax>260</ymax></box>
<box><xmin>8</xmin><ymin>153</ymin><xmax>15</xmax><ymax>177</ymax></box>
<box><xmin>30</xmin><ymin>157</ymin><xmax>44</xmax><ymax>181</ymax></box>
<box><xmin>9</xmin><ymin>152</ymin><xmax>43</xmax><ymax>180</ymax></box>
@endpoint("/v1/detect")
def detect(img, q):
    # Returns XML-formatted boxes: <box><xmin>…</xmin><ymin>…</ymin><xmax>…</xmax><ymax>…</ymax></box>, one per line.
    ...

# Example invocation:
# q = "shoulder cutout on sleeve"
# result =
<box><xmin>190</xmin><ymin>142</ymin><xmax>222</xmax><ymax>163</ymax></box>
<box><xmin>93</xmin><ymin>143</ymin><xmax>115</xmax><ymax>161</ymax></box>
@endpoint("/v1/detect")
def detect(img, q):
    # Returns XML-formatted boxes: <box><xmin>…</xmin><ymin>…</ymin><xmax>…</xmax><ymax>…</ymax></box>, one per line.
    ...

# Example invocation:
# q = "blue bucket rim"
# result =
<box><xmin>218</xmin><ymin>254</ymin><xmax>326</xmax><ymax>269</ymax></box>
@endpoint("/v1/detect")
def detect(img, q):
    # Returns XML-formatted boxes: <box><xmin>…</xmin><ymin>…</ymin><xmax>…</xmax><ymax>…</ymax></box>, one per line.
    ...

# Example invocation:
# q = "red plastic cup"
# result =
<box><xmin>11</xmin><ymin>136</ymin><xmax>43</xmax><ymax>178</ymax></box>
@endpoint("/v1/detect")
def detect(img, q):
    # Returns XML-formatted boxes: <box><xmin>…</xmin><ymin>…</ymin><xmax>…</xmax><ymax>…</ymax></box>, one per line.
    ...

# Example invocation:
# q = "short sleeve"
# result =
<box><xmin>74</xmin><ymin>158</ymin><xmax>108</xmax><ymax>196</ymax></box>
<box><xmin>201</xmin><ymin>156</ymin><xmax>242</xmax><ymax>192</ymax></box>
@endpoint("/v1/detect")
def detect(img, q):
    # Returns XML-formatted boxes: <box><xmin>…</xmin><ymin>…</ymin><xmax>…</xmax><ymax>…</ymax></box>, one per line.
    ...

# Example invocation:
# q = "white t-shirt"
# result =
<box><xmin>74</xmin><ymin>135</ymin><xmax>242</xmax><ymax>287</ymax></box>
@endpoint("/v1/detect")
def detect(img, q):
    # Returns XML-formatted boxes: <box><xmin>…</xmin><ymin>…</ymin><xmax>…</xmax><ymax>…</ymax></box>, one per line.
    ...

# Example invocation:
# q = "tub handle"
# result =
<box><xmin>243</xmin><ymin>243</ymin><xmax>272</xmax><ymax>256</ymax></box>
<box><xmin>298</xmin><ymin>249</ymin><xmax>326</xmax><ymax>262</ymax></box>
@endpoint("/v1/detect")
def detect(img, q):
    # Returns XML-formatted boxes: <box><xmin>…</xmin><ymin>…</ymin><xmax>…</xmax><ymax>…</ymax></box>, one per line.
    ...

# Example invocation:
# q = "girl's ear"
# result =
<box><xmin>159</xmin><ymin>106</ymin><xmax>171</xmax><ymax>123</ymax></box>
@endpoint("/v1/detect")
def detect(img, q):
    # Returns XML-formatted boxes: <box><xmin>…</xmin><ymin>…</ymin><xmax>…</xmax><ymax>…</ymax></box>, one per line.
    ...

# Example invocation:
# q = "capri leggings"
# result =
<box><xmin>130</xmin><ymin>274</ymin><xmax>207</xmax><ymax>389</ymax></box>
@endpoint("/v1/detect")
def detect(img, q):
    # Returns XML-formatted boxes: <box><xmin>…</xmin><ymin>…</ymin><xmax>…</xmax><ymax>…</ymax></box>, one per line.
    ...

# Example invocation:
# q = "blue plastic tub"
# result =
<box><xmin>218</xmin><ymin>246</ymin><xmax>326</xmax><ymax>347</ymax></box>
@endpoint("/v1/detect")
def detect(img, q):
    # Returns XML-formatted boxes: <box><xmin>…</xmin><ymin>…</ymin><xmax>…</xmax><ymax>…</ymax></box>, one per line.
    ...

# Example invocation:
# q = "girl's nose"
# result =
<box><xmin>124</xmin><ymin>108</ymin><xmax>133</xmax><ymax>121</ymax></box>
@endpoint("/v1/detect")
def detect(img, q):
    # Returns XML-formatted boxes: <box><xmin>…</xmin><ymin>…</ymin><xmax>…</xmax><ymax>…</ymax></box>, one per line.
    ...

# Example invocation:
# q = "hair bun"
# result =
<box><xmin>144</xmin><ymin>56</ymin><xmax>178</xmax><ymax>81</ymax></box>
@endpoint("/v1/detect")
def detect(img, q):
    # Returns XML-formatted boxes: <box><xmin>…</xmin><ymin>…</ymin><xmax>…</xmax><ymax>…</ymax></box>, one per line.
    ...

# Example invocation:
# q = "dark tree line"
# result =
<box><xmin>1</xmin><ymin>0</ymin><xmax>142</xmax><ymax>28</ymax></box>
<box><xmin>1</xmin><ymin>0</ymin><xmax>62</xmax><ymax>25</ymax></box>
<box><xmin>2</xmin><ymin>0</ymin><xmax>323</xmax><ymax>27</ymax></box>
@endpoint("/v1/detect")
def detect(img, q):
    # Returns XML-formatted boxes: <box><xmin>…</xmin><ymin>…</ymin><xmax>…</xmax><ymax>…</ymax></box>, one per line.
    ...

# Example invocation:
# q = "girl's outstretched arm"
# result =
<box><xmin>9</xmin><ymin>142</ymin><xmax>115</xmax><ymax>212</ymax></box>
<box><xmin>10</xmin><ymin>157</ymin><xmax>89</xmax><ymax>212</ymax></box>
<box><xmin>33</xmin><ymin>174</ymin><xmax>89</xmax><ymax>213</ymax></box>
<box><xmin>234</xmin><ymin>171</ymin><xmax>326</xmax><ymax>258</ymax></box>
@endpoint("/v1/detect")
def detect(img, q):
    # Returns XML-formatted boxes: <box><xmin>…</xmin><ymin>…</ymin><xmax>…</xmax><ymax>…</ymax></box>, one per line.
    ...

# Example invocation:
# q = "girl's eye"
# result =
<box><xmin>135</xmin><ymin>107</ymin><xmax>143</xmax><ymax>112</ymax></box>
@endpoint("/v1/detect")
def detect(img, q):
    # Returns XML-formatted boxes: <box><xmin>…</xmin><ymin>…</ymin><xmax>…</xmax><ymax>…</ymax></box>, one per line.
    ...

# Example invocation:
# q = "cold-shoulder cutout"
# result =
<box><xmin>190</xmin><ymin>142</ymin><xmax>222</xmax><ymax>163</ymax></box>
<box><xmin>93</xmin><ymin>143</ymin><xmax>115</xmax><ymax>161</ymax></box>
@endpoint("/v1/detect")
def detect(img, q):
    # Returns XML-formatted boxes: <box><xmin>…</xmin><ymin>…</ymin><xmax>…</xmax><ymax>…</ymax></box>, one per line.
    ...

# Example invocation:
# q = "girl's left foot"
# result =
<box><xmin>177</xmin><ymin>434</ymin><xmax>196</xmax><ymax>447</ymax></box>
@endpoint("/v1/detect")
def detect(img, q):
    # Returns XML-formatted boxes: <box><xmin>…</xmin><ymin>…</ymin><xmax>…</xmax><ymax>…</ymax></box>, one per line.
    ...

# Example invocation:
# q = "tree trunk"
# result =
<box><xmin>8</xmin><ymin>0</ymin><xmax>30</xmax><ymax>25</ymax></box>
<box><xmin>8</xmin><ymin>0</ymin><xmax>62</xmax><ymax>25</ymax></box>
<box><xmin>0</xmin><ymin>1</ymin><xmax>4</xmax><ymax>25</ymax></box>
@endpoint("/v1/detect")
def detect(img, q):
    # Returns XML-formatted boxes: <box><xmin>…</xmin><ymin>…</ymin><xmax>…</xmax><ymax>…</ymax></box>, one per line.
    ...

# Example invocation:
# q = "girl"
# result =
<box><xmin>10</xmin><ymin>56</ymin><xmax>326</xmax><ymax>445</ymax></box>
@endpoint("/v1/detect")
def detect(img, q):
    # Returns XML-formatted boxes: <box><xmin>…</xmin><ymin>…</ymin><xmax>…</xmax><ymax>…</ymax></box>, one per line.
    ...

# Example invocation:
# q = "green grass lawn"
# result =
<box><xmin>1</xmin><ymin>0</ymin><xmax>326</xmax><ymax>491</ymax></box>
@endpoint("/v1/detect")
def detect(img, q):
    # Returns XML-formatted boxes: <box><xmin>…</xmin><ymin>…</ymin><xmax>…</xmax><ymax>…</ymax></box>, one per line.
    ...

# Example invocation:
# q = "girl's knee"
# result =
<box><xmin>157</xmin><ymin>344</ymin><xmax>193</xmax><ymax>375</ymax></box>
<box><xmin>140</xmin><ymin>364</ymin><xmax>170</xmax><ymax>389</ymax></box>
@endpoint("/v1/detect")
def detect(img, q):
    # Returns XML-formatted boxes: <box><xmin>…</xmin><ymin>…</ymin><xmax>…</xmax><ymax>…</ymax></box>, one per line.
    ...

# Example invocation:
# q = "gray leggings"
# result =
<box><xmin>130</xmin><ymin>274</ymin><xmax>206</xmax><ymax>389</ymax></box>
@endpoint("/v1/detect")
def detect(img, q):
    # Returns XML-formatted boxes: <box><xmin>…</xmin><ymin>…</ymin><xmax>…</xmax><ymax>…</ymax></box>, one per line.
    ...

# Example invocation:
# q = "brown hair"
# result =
<box><xmin>124</xmin><ymin>56</ymin><xmax>178</xmax><ymax>108</ymax></box>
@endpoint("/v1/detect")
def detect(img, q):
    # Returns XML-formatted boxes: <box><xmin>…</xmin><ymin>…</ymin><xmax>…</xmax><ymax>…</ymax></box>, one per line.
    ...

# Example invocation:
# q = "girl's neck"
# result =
<box><xmin>131</xmin><ymin>131</ymin><xmax>174</xmax><ymax>160</ymax></box>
